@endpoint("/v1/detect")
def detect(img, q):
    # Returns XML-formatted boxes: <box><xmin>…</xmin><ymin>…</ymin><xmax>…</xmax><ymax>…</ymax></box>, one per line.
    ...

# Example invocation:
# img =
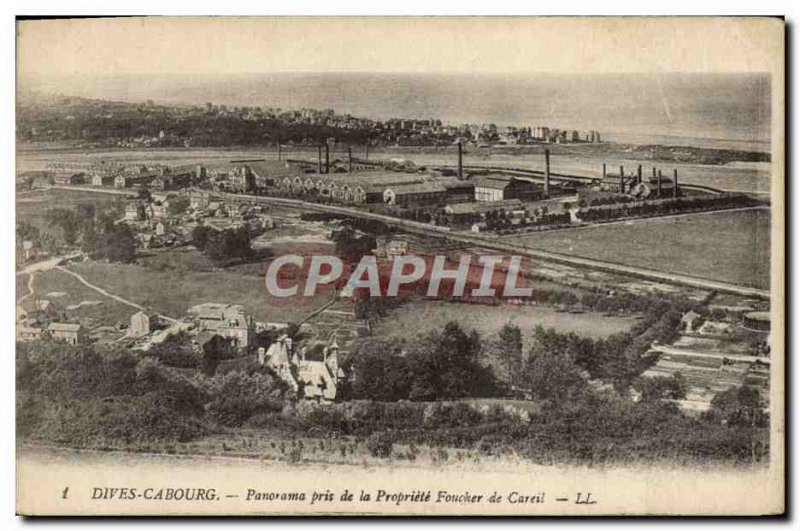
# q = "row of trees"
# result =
<box><xmin>577</xmin><ymin>194</ymin><xmax>761</xmax><ymax>223</ymax></box>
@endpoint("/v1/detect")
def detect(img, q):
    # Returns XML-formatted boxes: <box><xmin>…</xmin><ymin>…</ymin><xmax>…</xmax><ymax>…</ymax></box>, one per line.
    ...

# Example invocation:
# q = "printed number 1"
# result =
<box><xmin>62</xmin><ymin>487</ymin><xmax>69</xmax><ymax>499</ymax></box>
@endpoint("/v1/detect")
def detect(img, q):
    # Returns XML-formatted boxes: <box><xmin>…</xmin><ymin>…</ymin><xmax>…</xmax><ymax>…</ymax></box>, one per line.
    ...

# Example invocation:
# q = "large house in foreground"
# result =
<box><xmin>258</xmin><ymin>334</ymin><xmax>344</xmax><ymax>402</ymax></box>
<box><xmin>187</xmin><ymin>303</ymin><xmax>254</xmax><ymax>348</ymax></box>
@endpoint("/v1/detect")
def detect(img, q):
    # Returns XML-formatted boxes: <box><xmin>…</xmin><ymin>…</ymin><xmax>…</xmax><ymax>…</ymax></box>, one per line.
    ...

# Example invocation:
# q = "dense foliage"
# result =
<box><xmin>44</xmin><ymin>201</ymin><xmax>135</xmax><ymax>262</ymax></box>
<box><xmin>16</xmin><ymin>301</ymin><xmax>769</xmax><ymax>466</ymax></box>
<box><xmin>192</xmin><ymin>224</ymin><xmax>254</xmax><ymax>263</ymax></box>
<box><xmin>16</xmin><ymin>342</ymin><xmax>288</xmax><ymax>447</ymax></box>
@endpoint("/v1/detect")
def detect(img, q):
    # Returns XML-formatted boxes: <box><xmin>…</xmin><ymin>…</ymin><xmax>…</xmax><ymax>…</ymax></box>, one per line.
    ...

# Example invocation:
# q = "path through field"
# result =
<box><xmin>55</xmin><ymin>265</ymin><xmax>177</xmax><ymax>323</ymax></box>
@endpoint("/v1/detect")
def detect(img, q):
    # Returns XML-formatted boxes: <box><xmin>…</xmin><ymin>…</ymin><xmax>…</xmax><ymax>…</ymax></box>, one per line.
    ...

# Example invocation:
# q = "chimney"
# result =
<box><xmin>602</xmin><ymin>163</ymin><xmax>606</xmax><ymax>179</ymax></box>
<box><xmin>348</xmin><ymin>146</ymin><xmax>353</xmax><ymax>173</ymax></box>
<box><xmin>317</xmin><ymin>145</ymin><xmax>322</xmax><ymax>173</ymax></box>
<box><xmin>325</xmin><ymin>142</ymin><xmax>330</xmax><ymax>174</ymax></box>
<box><xmin>619</xmin><ymin>165</ymin><xmax>624</xmax><ymax>194</ymax></box>
<box><xmin>637</xmin><ymin>164</ymin><xmax>642</xmax><ymax>184</ymax></box>
<box><xmin>277</xmin><ymin>141</ymin><xmax>282</xmax><ymax>161</ymax></box>
<box><xmin>457</xmin><ymin>141</ymin><xmax>463</xmax><ymax>179</ymax></box>
<box><xmin>365</xmin><ymin>143</ymin><xmax>369</xmax><ymax>161</ymax></box>
<box><xmin>544</xmin><ymin>148</ymin><xmax>551</xmax><ymax>196</ymax></box>
<box><xmin>673</xmin><ymin>169</ymin><xmax>678</xmax><ymax>198</ymax></box>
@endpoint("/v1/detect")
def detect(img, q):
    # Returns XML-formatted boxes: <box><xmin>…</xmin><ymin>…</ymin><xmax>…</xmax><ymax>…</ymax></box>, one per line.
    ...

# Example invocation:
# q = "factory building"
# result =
<box><xmin>473</xmin><ymin>175</ymin><xmax>543</xmax><ymax>202</ymax></box>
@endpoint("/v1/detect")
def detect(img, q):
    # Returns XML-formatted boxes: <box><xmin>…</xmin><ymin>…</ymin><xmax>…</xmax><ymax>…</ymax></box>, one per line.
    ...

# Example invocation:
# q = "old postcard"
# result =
<box><xmin>14</xmin><ymin>16</ymin><xmax>784</xmax><ymax>516</ymax></box>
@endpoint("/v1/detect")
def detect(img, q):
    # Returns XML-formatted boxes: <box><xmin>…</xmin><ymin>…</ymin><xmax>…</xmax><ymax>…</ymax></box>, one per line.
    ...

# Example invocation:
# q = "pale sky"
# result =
<box><xmin>17</xmin><ymin>17</ymin><xmax>783</xmax><ymax>80</ymax></box>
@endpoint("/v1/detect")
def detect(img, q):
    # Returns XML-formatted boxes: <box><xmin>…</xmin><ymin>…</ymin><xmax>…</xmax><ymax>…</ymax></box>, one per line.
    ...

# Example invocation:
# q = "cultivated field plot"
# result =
<box><xmin>372</xmin><ymin>300</ymin><xmax>638</xmax><ymax>341</ymax></box>
<box><xmin>510</xmin><ymin>208</ymin><xmax>771</xmax><ymax>290</ymax></box>
<box><xmin>67</xmin><ymin>260</ymin><xmax>333</xmax><ymax>324</ymax></box>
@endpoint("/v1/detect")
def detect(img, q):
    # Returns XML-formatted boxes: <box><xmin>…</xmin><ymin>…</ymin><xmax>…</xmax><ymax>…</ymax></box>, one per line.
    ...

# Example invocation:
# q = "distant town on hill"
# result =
<box><xmin>17</xmin><ymin>94</ymin><xmax>770</xmax><ymax>167</ymax></box>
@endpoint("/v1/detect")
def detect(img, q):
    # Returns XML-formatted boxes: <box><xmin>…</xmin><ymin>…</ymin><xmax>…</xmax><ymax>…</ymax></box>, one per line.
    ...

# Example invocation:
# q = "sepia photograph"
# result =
<box><xmin>13</xmin><ymin>15</ymin><xmax>785</xmax><ymax>516</ymax></box>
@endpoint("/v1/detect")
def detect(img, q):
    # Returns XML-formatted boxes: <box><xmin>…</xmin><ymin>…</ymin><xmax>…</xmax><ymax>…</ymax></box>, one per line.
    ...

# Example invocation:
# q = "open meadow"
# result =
<box><xmin>508</xmin><ymin>208</ymin><xmax>771</xmax><ymax>290</ymax></box>
<box><xmin>31</xmin><ymin>267</ymin><xmax>137</xmax><ymax>326</ymax></box>
<box><xmin>371</xmin><ymin>300</ymin><xmax>639</xmax><ymax>343</ymax></box>
<box><xmin>66</xmin><ymin>259</ymin><xmax>334</xmax><ymax>324</ymax></box>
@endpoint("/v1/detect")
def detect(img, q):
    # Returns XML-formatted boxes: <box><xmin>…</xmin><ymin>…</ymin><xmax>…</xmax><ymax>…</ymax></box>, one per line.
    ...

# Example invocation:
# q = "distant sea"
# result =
<box><xmin>22</xmin><ymin>72</ymin><xmax>772</xmax><ymax>153</ymax></box>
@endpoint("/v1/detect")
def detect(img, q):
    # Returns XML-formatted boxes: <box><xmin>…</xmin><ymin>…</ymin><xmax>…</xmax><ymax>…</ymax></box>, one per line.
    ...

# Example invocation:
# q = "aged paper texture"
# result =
<box><xmin>15</xmin><ymin>16</ymin><xmax>784</xmax><ymax>516</ymax></box>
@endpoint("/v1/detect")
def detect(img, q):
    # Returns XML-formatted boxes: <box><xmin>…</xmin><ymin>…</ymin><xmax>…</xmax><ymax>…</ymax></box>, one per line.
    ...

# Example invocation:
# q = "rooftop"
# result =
<box><xmin>48</xmin><ymin>322</ymin><xmax>81</xmax><ymax>332</ymax></box>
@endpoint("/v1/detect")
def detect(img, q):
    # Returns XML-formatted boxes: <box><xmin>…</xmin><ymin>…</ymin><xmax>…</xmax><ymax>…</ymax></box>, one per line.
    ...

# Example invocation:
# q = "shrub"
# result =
<box><xmin>204</xmin><ymin>371</ymin><xmax>286</xmax><ymax>427</ymax></box>
<box><xmin>366</xmin><ymin>431</ymin><xmax>395</xmax><ymax>458</ymax></box>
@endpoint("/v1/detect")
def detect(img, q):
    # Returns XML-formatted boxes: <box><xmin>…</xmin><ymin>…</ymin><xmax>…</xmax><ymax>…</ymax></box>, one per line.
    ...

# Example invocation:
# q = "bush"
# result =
<box><xmin>366</xmin><ymin>431</ymin><xmax>395</xmax><ymax>458</ymax></box>
<box><xmin>32</xmin><ymin>394</ymin><xmax>208</xmax><ymax>446</ymax></box>
<box><xmin>204</xmin><ymin>371</ymin><xmax>286</xmax><ymax>427</ymax></box>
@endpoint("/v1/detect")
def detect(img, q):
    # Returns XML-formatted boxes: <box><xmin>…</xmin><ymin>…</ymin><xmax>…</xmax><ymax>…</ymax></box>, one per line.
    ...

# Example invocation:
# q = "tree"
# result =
<box><xmin>521</xmin><ymin>328</ymin><xmax>588</xmax><ymax>404</ymax></box>
<box><xmin>633</xmin><ymin>373</ymin><xmax>688</xmax><ymax>402</ymax></box>
<box><xmin>350</xmin><ymin>347</ymin><xmax>412</xmax><ymax>401</ymax></box>
<box><xmin>46</xmin><ymin>207</ymin><xmax>81</xmax><ymax>246</ymax></box>
<box><xmin>203</xmin><ymin>226</ymin><xmax>253</xmax><ymax>263</ymax></box>
<box><xmin>101</xmin><ymin>224</ymin><xmax>136</xmax><ymax>263</ymax></box>
<box><xmin>16</xmin><ymin>221</ymin><xmax>40</xmax><ymax>244</ymax></box>
<box><xmin>204</xmin><ymin>371</ymin><xmax>285</xmax><ymax>427</ymax></box>
<box><xmin>407</xmin><ymin>321</ymin><xmax>493</xmax><ymax>400</ymax></box>
<box><xmin>146</xmin><ymin>332</ymin><xmax>201</xmax><ymax>369</ymax></box>
<box><xmin>705</xmin><ymin>386</ymin><xmax>768</xmax><ymax>428</ymax></box>
<box><xmin>201</xmin><ymin>335</ymin><xmax>233</xmax><ymax>377</ymax></box>
<box><xmin>498</xmin><ymin>323</ymin><xmax>523</xmax><ymax>385</ymax></box>
<box><xmin>354</xmin><ymin>297</ymin><xmax>389</xmax><ymax>333</ymax></box>
<box><xmin>192</xmin><ymin>224</ymin><xmax>210</xmax><ymax>250</ymax></box>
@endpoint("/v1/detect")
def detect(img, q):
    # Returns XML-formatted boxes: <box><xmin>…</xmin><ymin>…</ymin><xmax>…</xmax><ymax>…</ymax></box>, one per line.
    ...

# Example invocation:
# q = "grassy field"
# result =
<box><xmin>511</xmin><ymin>208</ymin><xmax>771</xmax><ymax>290</ymax></box>
<box><xmin>372</xmin><ymin>300</ymin><xmax>638</xmax><ymax>342</ymax></box>
<box><xmin>32</xmin><ymin>268</ymin><xmax>136</xmax><ymax>326</ymax></box>
<box><xmin>68</xmin><ymin>260</ymin><xmax>334</xmax><ymax>324</ymax></box>
<box><xmin>16</xmin><ymin>273</ymin><xmax>31</xmax><ymax>301</ymax></box>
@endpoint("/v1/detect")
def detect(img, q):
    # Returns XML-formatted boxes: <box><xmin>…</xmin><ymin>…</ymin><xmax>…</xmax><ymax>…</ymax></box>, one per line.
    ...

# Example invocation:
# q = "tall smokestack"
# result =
<box><xmin>544</xmin><ymin>148</ymin><xmax>551</xmax><ymax>196</ymax></box>
<box><xmin>457</xmin><ymin>141</ymin><xmax>463</xmax><ymax>179</ymax></box>
<box><xmin>317</xmin><ymin>145</ymin><xmax>322</xmax><ymax>173</ymax></box>
<box><xmin>637</xmin><ymin>165</ymin><xmax>642</xmax><ymax>184</ymax></box>
<box><xmin>619</xmin><ymin>165</ymin><xmax>624</xmax><ymax>194</ymax></box>
<box><xmin>325</xmin><ymin>142</ymin><xmax>330</xmax><ymax>174</ymax></box>
<box><xmin>365</xmin><ymin>143</ymin><xmax>369</xmax><ymax>161</ymax></box>
<box><xmin>657</xmin><ymin>168</ymin><xmax>662</xmax><ymax>197</ymax></box>
<box><xmin>673</xmin><ymin>169</ymin><xmax>678</xmax><ymax>198</ymax></box>
<box><xmin>277</xmin><ymin>141</ymin><xmax>282</xmax><ymax>161</ymax></box>
<box><xmin>602</xmin><ymin>163</ymin><xmax>606</xmax><ymax>179</ymax></box>
<box><xmin>348</xmin><ymin>146</ymin><xmax>353</xmax><ymax>173</ymax></box>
